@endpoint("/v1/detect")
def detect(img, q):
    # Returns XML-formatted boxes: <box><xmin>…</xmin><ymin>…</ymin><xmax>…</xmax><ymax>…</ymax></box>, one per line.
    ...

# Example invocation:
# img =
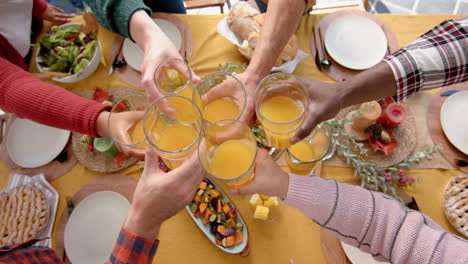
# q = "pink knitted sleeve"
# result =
<box><xmin>284</xmin><ymin>174</ymin><xmax>468</xmax><ymax>263</ymax></box>
<box><xmin>0</xmin><ymin>58</ymin><xmax>108</xmax><ymax>137</ymax></box>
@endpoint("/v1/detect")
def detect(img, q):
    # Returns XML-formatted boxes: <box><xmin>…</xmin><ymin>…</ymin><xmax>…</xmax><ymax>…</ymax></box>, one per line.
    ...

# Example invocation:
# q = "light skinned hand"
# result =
<box><xmin>290</xmin><ymin>78</ymin><xmax>343</xmax><ymax>144</ymax></box>
<box><xmin>130</xmin><ymin>10</ymin><xmax>199</xmax><ymax>101</ymax></box>
<box><xmin>124</xmin><ymin>148</ymin><xmax>205</xmax><ymax>239</ymax></box>
<box><xmin>96</xmin><ymin>111</ymin><xmax>146</xmax><ymax>160</ymax></box>
<box><xmin>40</xmin><ymin>3</ymin><xmax>75</xmax><ymax>24</ymax></box>
<box><xmin>229</xmin><ymin>148</ymin><xmax>290</xmax><ymax>199</ymax></box>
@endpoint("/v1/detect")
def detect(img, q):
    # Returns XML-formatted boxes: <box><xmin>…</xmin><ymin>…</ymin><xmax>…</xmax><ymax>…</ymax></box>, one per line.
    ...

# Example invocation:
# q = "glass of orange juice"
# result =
<box><xmin>154</xmin><ymin>58</ymin><xmax>194</xmax><ymax>100</ymax></box>
<box><xmin>198</xmin><ymin>119</ymin><xmax>257</xmax><ymax>187</ymax></box>
<box><xmin>108</xmin><ymin>95</ymin><xmax>148</xmax><ymax>150</ymax></box>
<box><xmin>255</xmin><ymin>73</ymin><xmax>309</xmax><ymax>149</ymax></box>
<box><xmin>193</xmin><ymin>72</ymin><xmax>246</xmax><ymax>125</ymax></box>
<box><xmin>143</xmin><ymin>95</ymin><xmax>203</xmax><ymax>169</ymax></box>
<box><xmin>286</xmin><ymin>125</ymin><xmax>331</xmax><ymax>175</ymax></box>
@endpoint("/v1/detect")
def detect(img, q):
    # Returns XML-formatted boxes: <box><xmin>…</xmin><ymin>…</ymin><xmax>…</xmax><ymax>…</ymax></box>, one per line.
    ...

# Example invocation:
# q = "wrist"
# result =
<box><xmin>129</xmin><ymin>10</ymin><xmax>159</xmax><ymax>51</ymax></box>
<box><xmin>96</xmin><ymin>111</ymin><xmax>110</xmax><ymax>138</ymax></box>
<box><xmin>124</xmin><ymin>206</ymin><xmax>161</xmax><ymax>240</ymax></box>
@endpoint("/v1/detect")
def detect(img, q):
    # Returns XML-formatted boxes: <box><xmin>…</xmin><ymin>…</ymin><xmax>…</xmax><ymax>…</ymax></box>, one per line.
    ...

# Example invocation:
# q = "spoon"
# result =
<box><xmin>319</xmin><ymin>27</ymin><xmax>332</xmax><ymax>68</ymax></box>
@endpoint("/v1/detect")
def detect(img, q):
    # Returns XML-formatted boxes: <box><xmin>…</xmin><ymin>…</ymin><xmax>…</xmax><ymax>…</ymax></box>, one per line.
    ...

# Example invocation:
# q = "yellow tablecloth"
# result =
<box><xmin>0</xmin><ymin>13</ymin><xmax>465</xmax><ymax>264</ymax></box>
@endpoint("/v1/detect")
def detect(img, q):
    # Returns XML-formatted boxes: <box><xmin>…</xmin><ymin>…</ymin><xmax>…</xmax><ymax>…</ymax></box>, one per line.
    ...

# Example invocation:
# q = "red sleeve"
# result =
<box><xmin>32</xmin><ymin>0</ymin><xmax>48</xmax><ymax>19</ymax></box>
<box><xmin>0</xmin><ymin>57</ymin><xmax>108</xmax><ymax>137</ymax></box>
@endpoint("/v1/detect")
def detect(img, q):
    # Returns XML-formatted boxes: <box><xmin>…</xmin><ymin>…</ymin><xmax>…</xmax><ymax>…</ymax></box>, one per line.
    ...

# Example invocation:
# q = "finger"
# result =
<box><xmin>54</xmin><ymin>13</ymin><xmax>76</xmax><ymax>19</ymax></box>
<box><xmin>53</xmin><ymin>17</ymin><xmax>73</xmax><ymax>23</ymax></box>
<box><xmin>171</xmin><ymin>152</ymin><xmax>204</xmax><ymax>184</ymax></box>
<box><xmin>142</xmin><ymin>146</ymin><xmax>160</xmax><ymax>174</ymax></box>
<box><xmin>291</xmin><ymin>106</ymin><xmax>318</xmax><ymax>144</ymax></box>
<box><xmin>228</xmin><ymin>149</ymin><xmax>269</xmax><ymax>196</ymax></box>
<box><xmin>290</xmin><ymin>260</ymin><xmax>295</xmax><ymax>264</ymax></box>
<box><xmin>141</xmin><ymin>60</ymin><xmax>162</xmax><ymax>102</ymax></box>
<box><xmin>120</xmin><ymin>146</ymin><xmax>145</xmax><ymax>160</ymax></box>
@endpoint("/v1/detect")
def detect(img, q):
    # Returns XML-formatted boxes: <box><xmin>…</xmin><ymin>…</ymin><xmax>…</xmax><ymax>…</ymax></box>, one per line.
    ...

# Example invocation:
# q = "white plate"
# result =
<box><xmin>341</xmin><ymin>241</ymin><xmax>387</xmax><ymax>263</ymax></box>
<box><xmin>65</xmin><ymin>191</ymin><xmax>130</xmax><ymax>264</ymax></box>
<box><xmin>6</xmin><ymin>118</ymin><xmax>71</xmax><ymax>168</ymax></box>
<box><xmin>324</xmin><ymin>15</ymin><xmax>387</xmax><ymax>70</ymax></box>
<box><xmin>123</xmin><ymin>18</ymin><xmax>182</xmax><ymax>71</ymax></box>
<box><xmin>440</xmin><ymin>91</ymin><xmax>468</xmax><ymax>155</ymax></box>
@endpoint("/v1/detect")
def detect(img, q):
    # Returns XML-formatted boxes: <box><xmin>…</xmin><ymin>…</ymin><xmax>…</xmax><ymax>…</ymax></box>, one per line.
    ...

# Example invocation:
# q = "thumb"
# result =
<box><xmin>291</xmin><ymin>106</ymin><xmax>318</xmax><ymax>144</ymax></box>
<box><xmin>171</xmin><ymin>152</ymin><xmax>205</xmax><ymax>185</ymax></box>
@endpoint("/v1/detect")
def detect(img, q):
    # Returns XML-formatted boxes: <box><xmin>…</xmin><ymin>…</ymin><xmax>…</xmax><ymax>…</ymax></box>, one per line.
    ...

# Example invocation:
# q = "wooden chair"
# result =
<box><xmin>184</xmin><ymin>0</ymin><xmax>228</xmax><ymax>14</ymax></box>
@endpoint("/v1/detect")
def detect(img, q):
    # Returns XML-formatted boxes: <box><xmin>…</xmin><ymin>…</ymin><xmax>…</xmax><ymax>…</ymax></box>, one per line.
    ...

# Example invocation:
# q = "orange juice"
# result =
<box><xmin>287</xmin><ymin>129</ymin><xmax>329</xmax><ymax>175</ymax></box>
<box><xmin>156</xmin><ymin>123</ymin><xmax>199</xmax><ymax>169</ymax></box>
<box><xmin>130</xmin><ymin>119</ymin><xmax>146</xmax><ymax>149</ymax></box>
<box><xmin>158</xmin><ymin>124</ymin><xmax>198</xmax><ymax>151</ymax></box>
<box><xmin>259</xmin><ymin>95</ymin><xmax>304</xmax><ymax>149</ymax></box>
<box><xmin>174</xmin><ymin>84</ymin><xmax>193</xmax><ymax>100</ymax></box>
<box><xmin>203</xmin><ymin>98</ymin><xmax>240</xmax><ymax>123</ymax></box>
<box><xmin>210</xmin><ymin>140</ymin><xmax>255</xmax><ymax>185</ymax></box>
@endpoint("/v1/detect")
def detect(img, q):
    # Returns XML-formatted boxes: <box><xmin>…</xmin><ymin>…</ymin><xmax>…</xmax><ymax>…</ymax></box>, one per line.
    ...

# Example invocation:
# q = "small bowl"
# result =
<box><xmin>35</xmin><ymin>23</ymin><xmax>101</xmax><ymax>83</ymax></box>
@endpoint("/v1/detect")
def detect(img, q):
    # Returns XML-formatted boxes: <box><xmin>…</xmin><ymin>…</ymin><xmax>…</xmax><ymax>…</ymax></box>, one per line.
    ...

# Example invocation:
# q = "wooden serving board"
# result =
<box><xmin>311</xmin><ymin>10</ymin><xmax>399</xmax><ymax>82</ymax></box>
<box><xmin>0</xmin><ymin>114</ymin><xmax>77</xmax><ymax>181</ymax></box>
<box><xmin>54</xmin><ymin>174</ymin><xmax>137</xmax><ymax>263</ymax></box>
<box><xmin>427</xmin><ymin>82</ymin><xmax>468</xmax><ymax>174</ymax></box>
<box><xmin>114</xmin><ymin>12</ymin><xmax>193</xmax><ymax>88</ymax></box>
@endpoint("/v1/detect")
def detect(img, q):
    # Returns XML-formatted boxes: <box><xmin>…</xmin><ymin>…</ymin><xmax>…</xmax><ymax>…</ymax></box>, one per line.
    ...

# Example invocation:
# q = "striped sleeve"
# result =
<box><xmin>284</xmin><ymin>174</ymin><xmax>468</xmax><ymax>263</ymax></box>
<box><xmin>383</xmin><ymin>17</ymin><xmax>468</xmax><ymax>102</ymax></box>
<box><xmin>106</xmin><ymin>228</ymin><xmax>159</xmax><ymax>264</ymax></box>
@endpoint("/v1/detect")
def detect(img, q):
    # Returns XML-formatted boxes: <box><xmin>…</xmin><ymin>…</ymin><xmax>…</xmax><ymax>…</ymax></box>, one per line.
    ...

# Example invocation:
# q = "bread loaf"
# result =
<box><xmin>227</xmin><ymin>2</ymin><xmax>298</xmax><ymax>66</ymax></box>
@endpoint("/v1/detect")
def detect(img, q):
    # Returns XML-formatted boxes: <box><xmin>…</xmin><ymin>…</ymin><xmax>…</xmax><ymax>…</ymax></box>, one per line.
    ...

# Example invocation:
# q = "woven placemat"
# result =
<box><xmin>332</xmin><ymin>102</ymin><xmax>416</xmax><ymax>168</ymax></box>
<box><xmin>311</xmin><ymin>10</ymin><xmax>399</xmax><ymax>82</ymax></box>
<box><xmin>113</xmin><ymin>12</ymin><xmax>193</xmax><ymax>88</ymax></box>
<box><xmin>54</xmin><ymin>174</ymin><xmax>137</xmax><ymax>262</ymax></box>
<box><xmin>321</xmin><ymin>92</ymin><xmax>454</xmax><ymax>170</ymax></box>
<box><xmin>0</xmin><ymin>114</ymin><xmax>77</xmax><ymax>181</ymax></box>
<box><xmin>72</xmin><ymin>86</ymin><xmax>144</xmax><ymax>173</ymax></box>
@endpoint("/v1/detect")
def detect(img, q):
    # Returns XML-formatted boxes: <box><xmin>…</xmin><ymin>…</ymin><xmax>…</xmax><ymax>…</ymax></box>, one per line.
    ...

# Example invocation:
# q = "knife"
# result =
<box><xmin>440</xmin><ymin>90</ymin><xmax>461</xmax><ymax>96</ymax></box>
<box><xmin>108</xmin><ymin>37</ymin><xmax>125</xmax><ymax>76</ymax></box>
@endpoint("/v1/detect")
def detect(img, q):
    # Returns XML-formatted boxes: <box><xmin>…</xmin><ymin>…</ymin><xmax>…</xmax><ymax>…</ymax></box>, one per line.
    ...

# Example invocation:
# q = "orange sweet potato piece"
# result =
<box><xmin>223</xmin><ymin>203</ymin><xmax>231</xmax><ymax>214</ymax></box>
<box><xmin>217</xmin><ymin>225</ymin><xmax>225</xmax><ymax>235</ymax></box>
<box><xmin>199</xmin><ymin>202</ymin><xmax>208</xmax><ymax>214</ymax></box>
<box><xmin>199</xmin><ymin>181</ymin><xmax>207</xmax><ymax>190</ymax></box>
<box><xmin>217</xmin><ymin>199</ymin><xmax>222</xmax><ymax>213</ymax></box>
<box><xmin>210</xmin><ymin>189</ymin><xmax>221</xmax><ymax>198</ymax></box>
<box><xmin>226</xmin><ymin>236</ymin><xmax>236</xmax><ymax>247</ymax></box>
<box><xmin>216</xmin><ymin>238</ymin><xmax>223</xmax><ymax>246</ymax></box>
<box><xmin>235</xmin><ymin>230</ymin><xmax>244</xmax><ymax>244</ymax></box>
<box><xmin>204</xmin><ymin>209</ymin><xmax>213</xmax><ymax>220</ymax></box>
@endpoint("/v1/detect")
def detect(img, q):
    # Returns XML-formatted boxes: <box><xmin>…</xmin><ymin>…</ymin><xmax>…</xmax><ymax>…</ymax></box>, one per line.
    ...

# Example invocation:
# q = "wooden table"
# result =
<box><xmin>0</xmin><ymin>13</ymin><xmax>465</xmax><ymax>264</ymax></box>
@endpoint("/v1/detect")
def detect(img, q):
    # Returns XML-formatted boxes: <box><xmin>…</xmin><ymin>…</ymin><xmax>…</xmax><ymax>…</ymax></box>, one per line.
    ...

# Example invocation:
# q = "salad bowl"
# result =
<box><xmin>36</xmin><ymin>23</ymin><xmax>101</xmax><ymax>83</ymax></box>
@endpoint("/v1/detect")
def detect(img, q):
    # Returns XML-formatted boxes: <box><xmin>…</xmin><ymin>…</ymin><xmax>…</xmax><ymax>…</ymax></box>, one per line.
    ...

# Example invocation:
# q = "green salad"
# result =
<box><xmin>39</xmin><ymin>25</ymin><xmax>97</xmax><ymax>74</ymax></box>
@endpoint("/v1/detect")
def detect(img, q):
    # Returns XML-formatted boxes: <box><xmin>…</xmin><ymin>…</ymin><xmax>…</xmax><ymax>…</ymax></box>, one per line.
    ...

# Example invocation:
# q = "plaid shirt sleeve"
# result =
<box><xmin>0</xmin><ymin>228</ymin><xmax>158</xmax><ymax>264</ymax></box>
<box><xmin>106</xmin><ymin>228</ymin><xmax>159</xmax><ymax>264</ymax></box>
<box><xmin>383</xmin><ymin>17</ymin><xmax>468</xmax><ymax>102</ymax></box>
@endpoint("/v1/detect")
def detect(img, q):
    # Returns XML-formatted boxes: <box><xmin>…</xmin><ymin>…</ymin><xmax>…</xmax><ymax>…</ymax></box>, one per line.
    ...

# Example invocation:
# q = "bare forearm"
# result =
<box><xmin>129</xmin><ymin>10</ymin><xmax>160</xmax><ymax>52</ymax></box>
<box><xmin>245</xmin><ymin>0</ymin><xmax>305</xmax><ymax>81</ymax></box>
<box><xmin>339</xmin><ymin>62</ymin><xmax>397</xmax><ymax>108</ymax></box>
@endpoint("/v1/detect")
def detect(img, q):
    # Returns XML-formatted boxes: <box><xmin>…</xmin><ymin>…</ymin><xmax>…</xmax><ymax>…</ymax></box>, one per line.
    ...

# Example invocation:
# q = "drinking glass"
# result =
<box><xmin>143</xmin><ymin>95</ymin><xmax>203</xmax><ymax>169</ymax></box>
<box><xmin>255</xmin><ymin>73</ymin><xmax>309</xmax><ymax>149</ymax></box>
<box><xmin>286</xmin><ymin>125</ymin><xmax>331</xmax><ymax>175</ymax></box>
<box><xmin>108</xmin><ymin>95</ymin><xmax>148</xmax><ymax>150</ymax></box>
<box><xmin>198</xmin><ymin>119</ymin><xmax>257</xmax><ymax>187</ymax></box>
<box><xmin>192</xmin><ymin>72</ymin><xmax>246</xmax><ymax>125</ymax></box>
<box><xmin>154</xmin><ymin>58</ymin><xmax>194</xmax><ymax>100</ymax></box>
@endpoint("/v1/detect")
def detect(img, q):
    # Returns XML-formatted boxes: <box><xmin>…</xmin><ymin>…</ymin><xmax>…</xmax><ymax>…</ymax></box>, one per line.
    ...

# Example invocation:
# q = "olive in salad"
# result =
<box><xmin>188</xmin><ymin>178</ymin><xmax>244</xmax><ymax>248</ymax></box>
<box><xmin>38</xmin><ymin>25</ymin><xmax>97</xmax><ymax>75</ymax></box>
